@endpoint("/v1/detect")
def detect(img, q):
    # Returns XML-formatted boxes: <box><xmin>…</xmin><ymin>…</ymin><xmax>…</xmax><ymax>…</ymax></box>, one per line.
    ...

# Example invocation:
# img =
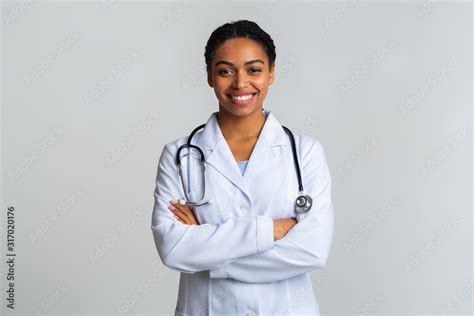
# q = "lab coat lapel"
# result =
<box><xmin>243</xmin><ymin>110</ymin><xmax>289</xmax><ymax>183</ymax></box>
<box><xmin>192</xmin><ymin>110</ymin><xmax>289</xmax><ymax>198</ymax></box>
<box><xmin>193</xmin><ymin>112</ymin><xmax>249</xmax><ymax>197</ymax></box>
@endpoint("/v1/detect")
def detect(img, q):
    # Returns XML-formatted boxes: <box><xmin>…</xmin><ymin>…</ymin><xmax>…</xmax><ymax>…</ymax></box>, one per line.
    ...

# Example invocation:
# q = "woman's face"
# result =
<box><xmin>207</xmin><ymin>37</ymin><xmax>275</xmax><ymax>118</ymax></box>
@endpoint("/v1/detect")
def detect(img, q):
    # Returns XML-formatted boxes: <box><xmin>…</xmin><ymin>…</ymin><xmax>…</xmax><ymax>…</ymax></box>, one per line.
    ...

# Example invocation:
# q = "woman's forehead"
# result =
<box><xmin>213</xmin><ymin>38</ymin><xmax>268</xmax><ymax>65</ymax></box>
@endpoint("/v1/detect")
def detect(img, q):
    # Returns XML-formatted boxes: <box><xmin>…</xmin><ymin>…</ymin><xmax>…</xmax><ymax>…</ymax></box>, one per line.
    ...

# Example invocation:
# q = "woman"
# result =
<box><xmin>151</xmin><ymin>20</ymin><xmax>334</xmax><ymax>316</ymax></box>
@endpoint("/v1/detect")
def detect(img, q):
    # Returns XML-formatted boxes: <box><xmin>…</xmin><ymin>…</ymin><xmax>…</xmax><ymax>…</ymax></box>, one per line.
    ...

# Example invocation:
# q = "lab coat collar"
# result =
<box><xmin>193</xmin><ymin>109</ymin><xmax>289</xmax><ymax>199</ymax></box>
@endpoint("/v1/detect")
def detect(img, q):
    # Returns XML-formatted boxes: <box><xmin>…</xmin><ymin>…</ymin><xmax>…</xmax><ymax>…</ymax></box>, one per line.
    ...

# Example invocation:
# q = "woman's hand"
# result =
<box><xmin>273</xmin><ymin>218</ymin><xmax>297</xmax><ymax>241</ymax></box>
<box><xmin>168</xmin><ymin>199</ymin><xmax>199</xmax><ymax>225</ymax></box>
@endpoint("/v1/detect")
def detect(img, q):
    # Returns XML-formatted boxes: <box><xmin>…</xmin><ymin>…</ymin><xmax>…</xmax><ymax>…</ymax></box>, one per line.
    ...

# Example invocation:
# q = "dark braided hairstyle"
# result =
<box><xmin>204</xmin><ymin>20</ymin><xmax>276</xmax><ymax>74</ymax></box>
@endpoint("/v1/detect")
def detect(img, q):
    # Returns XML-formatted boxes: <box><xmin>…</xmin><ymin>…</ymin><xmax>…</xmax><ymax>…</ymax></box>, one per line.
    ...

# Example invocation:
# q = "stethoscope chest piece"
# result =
<box><xmin>295</xmin><ymin>194</ymin><xmax>312</xmax><ymax>213</ymax></box>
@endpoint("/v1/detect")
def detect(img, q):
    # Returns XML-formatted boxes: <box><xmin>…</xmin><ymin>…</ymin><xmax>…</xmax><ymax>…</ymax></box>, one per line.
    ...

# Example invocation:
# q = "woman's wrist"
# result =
<box><xmin>272</xmin><ymin>218</ymin><xmax>297</xmax><ymax>241</ymax></box>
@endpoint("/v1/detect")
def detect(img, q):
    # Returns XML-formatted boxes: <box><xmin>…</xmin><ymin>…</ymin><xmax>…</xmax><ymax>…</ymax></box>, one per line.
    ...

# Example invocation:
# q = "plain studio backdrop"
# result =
<box><xmin>1</xmin><ymin>1</ymin><xmax>472</xmax><ymax>315</ymax></box>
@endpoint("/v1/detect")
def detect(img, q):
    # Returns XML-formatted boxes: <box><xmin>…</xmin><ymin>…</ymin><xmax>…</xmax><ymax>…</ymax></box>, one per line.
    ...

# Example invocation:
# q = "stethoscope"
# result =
<box><xmin>175</xmin><ymin>121</ymin><xmax>313</xmax><ymax>213</ymax></box>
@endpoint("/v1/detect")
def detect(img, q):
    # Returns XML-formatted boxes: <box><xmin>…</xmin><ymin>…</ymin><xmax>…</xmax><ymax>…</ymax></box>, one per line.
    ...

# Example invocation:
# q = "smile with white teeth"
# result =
<box><xmin>230</xmin><ymin>94</ymin><xmax>255</xmax><ymax>101</ymax></box>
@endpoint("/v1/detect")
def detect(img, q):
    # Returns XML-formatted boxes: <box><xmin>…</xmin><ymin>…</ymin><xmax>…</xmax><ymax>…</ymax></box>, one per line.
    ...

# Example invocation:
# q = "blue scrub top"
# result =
<box><xmin>236</xmin><ymin>160</ymin><xmax>248</xmax><ymax>175</ymax></box>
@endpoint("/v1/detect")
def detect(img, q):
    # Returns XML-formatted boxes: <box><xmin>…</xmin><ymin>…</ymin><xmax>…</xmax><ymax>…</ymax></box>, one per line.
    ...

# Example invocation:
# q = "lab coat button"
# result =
<box><xmin>246</xmin><ymin>311</ymin><xmax>255</xmax><ymax>316</ymax></box>
<box><xmin>239</xmin><ymin>202</ymin><xmax>247</xmax><ymax>211</ymax></box>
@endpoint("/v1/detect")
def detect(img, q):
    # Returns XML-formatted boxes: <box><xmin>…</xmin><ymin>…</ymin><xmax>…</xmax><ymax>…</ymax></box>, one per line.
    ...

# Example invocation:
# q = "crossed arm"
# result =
<box><xmin>151</xmin><ymin>140</ymin><xmax>334</xmax><ymax>283</ymax></box>
<box><xmin>170</xmin><ymin>201</ymin><xmax>297</xmax><ymax>242</ymax></box>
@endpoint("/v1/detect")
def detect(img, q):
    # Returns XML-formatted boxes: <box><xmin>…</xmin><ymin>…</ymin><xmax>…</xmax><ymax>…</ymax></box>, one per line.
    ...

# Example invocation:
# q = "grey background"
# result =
<box><xmin>1</xmin><ymin>0</ymin><xmax>472</xmax><ymax>315</ymax></box>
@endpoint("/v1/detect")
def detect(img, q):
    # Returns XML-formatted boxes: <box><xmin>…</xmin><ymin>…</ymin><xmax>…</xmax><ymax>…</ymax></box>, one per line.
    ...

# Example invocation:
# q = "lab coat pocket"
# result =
<box><xmin>193</xmin><ymin>199</ymin><xmax>222</xmax><ymax>224</ymax></box>
<box><xmin>192</xmin><ymin>186</ymin><xmax>241</xmax><ymax>224</ymax></box>
<box><xmin>190</xmin><ymin>187</ymin><xmax>226</xmax><ymax>224</ymax></box>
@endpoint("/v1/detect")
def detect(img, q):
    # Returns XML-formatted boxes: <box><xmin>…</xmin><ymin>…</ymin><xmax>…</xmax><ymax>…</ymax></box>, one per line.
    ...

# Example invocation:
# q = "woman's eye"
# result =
<box><xmin>218</xmin><ymin>68</ymin><xmax>261</xmax><ymax>76</ymax></box>
<box><xmin>219</xmin><ymin>69</ymin><xmax>233</xmax><ymax>75</ymax></box>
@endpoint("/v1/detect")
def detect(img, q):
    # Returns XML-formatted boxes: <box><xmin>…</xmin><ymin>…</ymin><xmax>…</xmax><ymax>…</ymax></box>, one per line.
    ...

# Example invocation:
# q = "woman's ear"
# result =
<box><xmin>207</xmin><ymin>70</ymin><xmax>214</xmax><ymax>88</ymax></box>
<box><xmin>268</xmin><ymin>63</ymin><xmax>275</xmax><ymax>85</ymax></box>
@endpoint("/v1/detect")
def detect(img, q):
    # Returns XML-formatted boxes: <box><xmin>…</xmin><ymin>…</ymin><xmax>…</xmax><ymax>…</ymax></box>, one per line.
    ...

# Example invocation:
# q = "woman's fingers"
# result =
<box><xmin>272</xmin><ymin>218</ymin><xmax>298</xmax><ymax>241</ymax></box>
<box><xmin>168</xmin><ymin>203</ymin><xmax>191</xmax><ymax>223</ymax></box>
<box><xmin>168</xmin><ymin>200</ymin><xmax>198</xmax><ymax>225</ymax></box>
<box><xmin>171</xmin><ymin>211</ymin><xmax>185</xmax><ymax>223</ymax></box>
<box><xmin>175</xmin><ymin>203</ymin><xmax>198</xmax><ymax>224</ymax></box>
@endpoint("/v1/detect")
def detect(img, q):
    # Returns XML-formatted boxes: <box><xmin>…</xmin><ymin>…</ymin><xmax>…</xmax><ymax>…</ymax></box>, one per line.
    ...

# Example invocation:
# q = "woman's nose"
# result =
<box><xmin>232</xmin><ymin>71</ymin><xmax>249</xmax><ymax>89</ymax></box>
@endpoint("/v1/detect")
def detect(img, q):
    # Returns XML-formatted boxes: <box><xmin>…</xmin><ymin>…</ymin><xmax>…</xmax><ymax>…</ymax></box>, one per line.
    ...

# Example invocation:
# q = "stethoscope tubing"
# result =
<box><xmin>175</xmin><ymin>122</ymin><xmax>312</xmax><ymax>213</ymax></box>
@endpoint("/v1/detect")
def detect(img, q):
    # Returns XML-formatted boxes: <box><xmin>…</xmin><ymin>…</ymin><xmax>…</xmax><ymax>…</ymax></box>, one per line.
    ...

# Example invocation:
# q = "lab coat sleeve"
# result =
<box><xmin>209</xmin><ymin>140</ymin><xmax>334</xmax><ymax>283</ymax></box>
<box><xmin>151</xmin><ymin>143</ymin><xmax>275</xmax><ymax>273</ymax></box>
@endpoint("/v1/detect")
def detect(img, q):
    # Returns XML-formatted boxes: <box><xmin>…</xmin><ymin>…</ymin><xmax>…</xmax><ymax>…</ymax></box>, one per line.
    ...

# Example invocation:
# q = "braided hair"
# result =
<box><xmin>204</xmin><ymin>20</ymin><xmax>276</xmax><ymax>74</ymax></box>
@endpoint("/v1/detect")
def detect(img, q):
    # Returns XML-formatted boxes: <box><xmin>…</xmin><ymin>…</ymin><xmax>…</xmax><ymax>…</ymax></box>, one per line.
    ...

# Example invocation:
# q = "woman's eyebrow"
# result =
<box><xmin>214</xmin><ymin>59</ymin><xmax>265</xmax><ymax>67</ymax></box>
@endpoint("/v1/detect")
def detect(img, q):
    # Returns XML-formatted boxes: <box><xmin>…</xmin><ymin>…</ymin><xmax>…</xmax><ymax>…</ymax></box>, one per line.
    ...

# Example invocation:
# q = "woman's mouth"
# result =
<box><xmin>226</xmin><ymin>93</ymin><xmax>257</xmax><ymax>106</ymax></box>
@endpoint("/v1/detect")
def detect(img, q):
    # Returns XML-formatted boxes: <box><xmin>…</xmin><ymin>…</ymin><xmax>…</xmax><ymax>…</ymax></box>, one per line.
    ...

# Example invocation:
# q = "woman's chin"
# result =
<box><xmin>219</xmin><ymin>104</ymin><xmax>261</xmax><ymax>117</ymax></box>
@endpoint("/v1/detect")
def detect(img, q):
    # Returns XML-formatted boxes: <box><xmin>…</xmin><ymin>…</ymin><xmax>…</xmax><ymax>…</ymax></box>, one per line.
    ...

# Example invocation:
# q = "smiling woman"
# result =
<box><xmin>206</xmin><ymin>28</ymin><xmax>275</xmax><ymax>121</ymax></box>
<box><xmin>151</xmin><ymin>20</ymin><xmax>335</xmax><ymax>316</ymax></box>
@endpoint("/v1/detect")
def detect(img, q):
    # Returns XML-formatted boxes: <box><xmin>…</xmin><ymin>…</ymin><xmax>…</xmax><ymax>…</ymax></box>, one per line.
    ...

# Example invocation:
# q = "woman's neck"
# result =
<box><xmin>216</xmin><ymin>107</ymin><xmax>266</xmax><ymax>142</ymax></box>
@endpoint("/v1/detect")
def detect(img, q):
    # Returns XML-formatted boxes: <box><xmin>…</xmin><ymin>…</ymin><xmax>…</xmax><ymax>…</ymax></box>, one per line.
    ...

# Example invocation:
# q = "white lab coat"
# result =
<box><xmin>151</xmin><ymin>109</ymin><xmax>334</xmax><ymax>316</ymax></box>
